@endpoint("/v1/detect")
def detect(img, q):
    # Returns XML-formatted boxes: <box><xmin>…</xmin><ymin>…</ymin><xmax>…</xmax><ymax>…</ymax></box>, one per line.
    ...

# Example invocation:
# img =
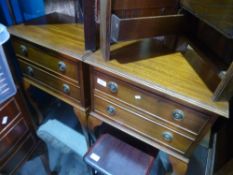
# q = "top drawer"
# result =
<box><xmin>12</xmin><ymin>39</ymin><xmax>80</xmax><ymax>83</ymax></box>
<box><xmin>93</xmin><ymin>71</ymin><xmax>210</xmax><ymax>135</ymax></box>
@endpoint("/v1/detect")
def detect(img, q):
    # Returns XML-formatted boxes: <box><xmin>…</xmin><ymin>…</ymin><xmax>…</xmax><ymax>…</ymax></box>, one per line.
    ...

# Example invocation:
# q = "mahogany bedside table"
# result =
<box><xmin>84</xmin><ymin>39</ymin><xmax>229</xmax><ymax>175</ymax></box>
<box><xmin>8</xmin><ymin>13</ymin><xmax>91</xmax><ymax>144</ymax></box>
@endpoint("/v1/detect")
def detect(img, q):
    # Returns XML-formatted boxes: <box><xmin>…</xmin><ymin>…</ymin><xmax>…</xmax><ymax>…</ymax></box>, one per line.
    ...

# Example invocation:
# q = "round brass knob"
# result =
<box><xmin>107</xmin><ymin>82</ymin><xmax>118</xmax><ymax>93</ymax></box>
<box><xmin>58</xmin><ymin>61</ymin><xmax>66</xmax><ymax>72</ymax></box>
<box><xmin>26</xmin><ymin>66</ymin><xmax>34</xmax><ymax>76</ymax></box>
<box><xmin>63</xmin><ymin>84</ymin><xmax>70</xmax><ymax>94</ymax></box>
<box><xmin>106</xmin><ymin>105</ymin><xmax>116</xmax><ymax>116</ymax></box>
<box><xmin>162</xmin><ymin>131</ymin><xmax>173</xmax><ymax>142</ymax></box>
<box><xmin>20</xmin><ymin>45</ymin><xmax>28</xmax><ymax>56</ymax></box>
<box><xmin>172</xmin><ymin>109</ymin><xmax>184</xmax><ymax>121</ymax></box>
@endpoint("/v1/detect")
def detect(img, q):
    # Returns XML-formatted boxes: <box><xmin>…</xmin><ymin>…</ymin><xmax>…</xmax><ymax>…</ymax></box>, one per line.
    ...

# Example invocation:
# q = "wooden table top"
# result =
<box><xmin>8</xmin><ymin>13</ymin><xmax>85</xmax><ymax>61</ymax></box>
<box><xmin>85</xmin><ymin>39</ymin><xmax>229</xmax><ymax>118</ymax></box>
<box><xmin>7</xmin><ymin>13</ymin><xmax>229</xmax><ymax>118</ymax></box>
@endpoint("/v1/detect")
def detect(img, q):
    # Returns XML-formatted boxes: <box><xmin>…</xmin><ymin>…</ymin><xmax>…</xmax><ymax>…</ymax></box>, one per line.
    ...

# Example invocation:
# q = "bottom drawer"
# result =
<box><xmin>0</xmin><ymin>117</ymin><xmax>28</xmax><ymax>162</ymax></box>
<box><xmin>18</xmin><ymin>59</ymin><xmax>81</xmax><ymax>103</ymax></box>
<box><xmin>0</xmin><ymin>133</ymin><xmax>36</xmax><ymax>174</ymax></box>
<box><xmin>94</xmin><ymin>95</ymin><xmax>193</xmax><ymax>154</ymax></box>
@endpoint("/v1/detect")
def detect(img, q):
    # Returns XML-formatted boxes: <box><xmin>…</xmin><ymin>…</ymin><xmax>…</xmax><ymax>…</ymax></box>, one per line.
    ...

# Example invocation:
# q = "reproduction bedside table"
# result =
<box><xmin>84</xmin><ymin>39</ymin><xmax>229</xmax><ymax>175</ymax></box>
<box><xmin>8</xmin><ymin>13</ymin><xmax>91</xmax><ymax>144</ymax></box>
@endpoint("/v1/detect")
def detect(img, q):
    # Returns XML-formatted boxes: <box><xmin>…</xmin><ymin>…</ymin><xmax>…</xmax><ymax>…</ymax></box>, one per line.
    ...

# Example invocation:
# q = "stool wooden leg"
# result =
<box><xmin>73</xmin><ymin>107</ymin><xmax>90</xmax><ymax>146</ymax></box>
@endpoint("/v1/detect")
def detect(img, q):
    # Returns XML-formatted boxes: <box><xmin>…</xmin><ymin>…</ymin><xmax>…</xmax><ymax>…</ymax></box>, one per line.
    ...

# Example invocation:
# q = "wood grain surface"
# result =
<box><xmin>8</xmin><ymin>13</ymin><xmax>86</xmax><ymax>61</ymax></box>
<box><xmin>93</xmin><ymin>94</ymin><xmax>194</xmax><ymax>154</ymax></box>
<box><xmin>85</xmin><ymin>39</ymin><xmax>229</xmax><ymax>118</ymax></box>
<box><xmin>12</xmin><ymin>39</ymin><xmax>80</xmax><ymax>84</ymax></box>
<box><xmin>93</xmin><ymin>71</ymin><xmax>210</xmax><ymax>137</ymax></box>
<box><xmin>18</xmin><ymin>59</ymin><xmax>81</xmax><ymax>104</ymax></box>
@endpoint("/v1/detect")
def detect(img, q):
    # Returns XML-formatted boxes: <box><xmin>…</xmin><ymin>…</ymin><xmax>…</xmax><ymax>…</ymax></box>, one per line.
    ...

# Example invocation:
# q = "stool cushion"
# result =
<box><xmin>37</xmin><ymin>119</ymin><xmax>91</xmax><ymax>175</ymax></box>
<box><xmin>37</xmin><ymin>119</ymin><xmax>88</xmax><ymax>156</ymax></box>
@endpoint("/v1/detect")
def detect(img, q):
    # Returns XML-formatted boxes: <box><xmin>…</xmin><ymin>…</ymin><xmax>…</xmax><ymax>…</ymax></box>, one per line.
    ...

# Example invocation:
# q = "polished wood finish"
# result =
<box><xmin>86</xmin><ymin>38</ymin><xmax>228</xmax><ymax>174</ymax></box>
<box><xmin>93</xmin><ymin>95</ymin><xmax>193</xmax><ymax>154</ymax></box>
<box><xmin>8</xmin><ymin>13</ymin><xmax>85</xmax><ymax>61</ymax></box>
<box><xmin>85</xmin><ymin>39</ymin><xmax>229</xmax><ymax>118</ymax></box>
<box><xmin>93</xmin><ymin>71</ymin><xmax>210</xmax><ymax>136</ymax></box>
<box><xmin>0</xmin><ymin>99</ymin><xmax>20</xmax><ymax>132</ymax></box>
<box><xmin>96</xmin><ymin>0</ymin><xmax>233</xmax><ymax>101</ymax></box>
<box><xmin>84</xmin><ymin>134</ymin><xmax>154</xmax><ymax>175</ymax></box>
<box><xmin>0</xmin><ymin>91</ymin><xmax>37</xmax><ymax>174</ymax></box>
<box><xmin>9</xmin><ymin>13</ymin><xmax>91</xmax><ymax>146</ymax></box>
<box><xmin>13</xmin><ymin>39</ymin><xmax>80</xmax><ymax>84</ymax></box>
<box><xmin>111</xmin><ymin>14</ymin><xmax>185</xmax><ymax>42</ymax></box>
<box><xmin>18</xmin><ymin>59</ymin><xmax>81</xmax><ymax>104</ymax></box>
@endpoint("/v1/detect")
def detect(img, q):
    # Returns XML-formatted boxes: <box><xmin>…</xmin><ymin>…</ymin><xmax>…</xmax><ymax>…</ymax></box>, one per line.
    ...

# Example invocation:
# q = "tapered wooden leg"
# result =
<box><xmin>87</xmin><ymin>116</ymin><xmax>103</xmax><ymax>144</ymax></box>
<box><xmin>73</xmin><ymin>107</ymin><xmax>90</xmax><ymax>146</ymax></box>
<box><xmin>22</xmin><ymin>79</ymin><xmax>44</xmax><ymax>125</ymax></box>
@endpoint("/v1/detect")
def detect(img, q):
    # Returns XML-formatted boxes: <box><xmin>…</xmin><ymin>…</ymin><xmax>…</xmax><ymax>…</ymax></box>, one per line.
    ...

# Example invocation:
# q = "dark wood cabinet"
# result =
<box><xmin>0</xmin><ymin>91</ymin><xmax>37</xmax><ymax>174</ymax></box>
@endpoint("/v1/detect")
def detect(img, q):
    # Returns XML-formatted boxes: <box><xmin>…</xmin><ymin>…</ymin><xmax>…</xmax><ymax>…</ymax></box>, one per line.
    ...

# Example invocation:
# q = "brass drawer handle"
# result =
<box><xmin>162</xmin><ymin>131</ymin><xmax>173</xmax><ymax>142</ymax></box>
<box><xmin>26</xmin><ymin>66</ymin><xmax>34</xmax><ymax>76</ymax></box>
<box><xmin>106</xmin><ymin>105</ymin><xmax>116</xmax><ymax>116</ymax></box>
<box><xmin>172</xmin><ymin>109</ymin><xmax>185</xmax><ymax>121</ymax></box>
<box><xmin>58</xmin><ymin>61</ymin><xmax>66</xmax><ymax>72</ymax></box>
<box><xmin>19</xmin><ymin>44</ymin><xmax>28</xmax><ymax>56</ymax></box>
<box><xmin>63</xmin><ymin>84</ymin><xmax>70</xmax><ymax>94</ymax></box>
<box><xmin>107</xmin><ymin>81</ymin><xmax>118</xmax><ymax>93</ymax></box>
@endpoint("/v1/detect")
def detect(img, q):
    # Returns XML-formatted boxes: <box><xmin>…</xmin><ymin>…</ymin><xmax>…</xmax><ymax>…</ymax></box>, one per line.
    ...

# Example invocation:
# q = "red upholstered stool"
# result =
<box><xmin>84</xmin><ymin>134</ymin><xmax>154</xmax><ymax>175</ymax></box>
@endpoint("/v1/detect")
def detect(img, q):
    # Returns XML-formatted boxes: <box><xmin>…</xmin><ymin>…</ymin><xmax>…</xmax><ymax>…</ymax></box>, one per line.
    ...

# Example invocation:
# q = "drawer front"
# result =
<box><xmin>0</xmin><ymin>118</ymin><xmax>28</xmax><ymax>162</ymax></box>
<box><xmin>94</xmin><ymin>71</ymin><xmax>209</xmax><ymax>135</ymax></box>
<box><xmin>13</xmin><ymin>40</ymin><xmax>79</xmax><ymax>83</ymax></box>
<box><xmin>19</xmin><ymin>59</ymin><xmax>81</xmax><ymax>103</ymax></box>
<box><xmin>0</xmin><ymin>99</ymin><xmax>21</xmax><ymax>133</ymax></box>
<box><xmin>94</xmin><ymin>95</ymin><xmax>193</xmax><ymax>154</ymax></box>
<box><xmin>0</xmin><ymin>133</ymin><xmax>36</xmax><ymax>174</ymax></box>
